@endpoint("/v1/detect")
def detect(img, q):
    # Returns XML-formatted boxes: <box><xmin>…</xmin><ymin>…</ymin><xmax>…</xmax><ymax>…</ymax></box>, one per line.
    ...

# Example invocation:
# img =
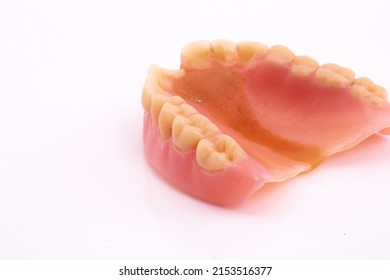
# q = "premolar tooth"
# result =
<box><xmin>321</xmin><ymin>63</ymin><xmax>355</xmax><ymax>83</ymax></box>
<box><xmin>181</xmin><ymin>41</ymin><xmax>212</xmax><ymax>69</ymax></box>
<box><xmin>237</xmin><ymin>41</ymin><xmax>268</xmax><ymax>65</ymax></box>
<box><xmin>211</xmin><ymin>39</ymin><xmax>237</xmax><ymax>66</ymax></box>
<box><xmin>189</xmin><ymin>114</ymin><xmax>219</xmax><ymax>137</ymax></box>
<box><xmin>172</xmin><ymin>116</ymin><xmax>204</xmax><ymax>151</ymax></box>
<box><xmin>315</xmin><ymin>68</ymin><xmax>350</xmax><ymax>87</ymax></box>
<box><xmin>151</xmin><ymin>94</ymin><xmax>183</xmax><ymax>126</ymax></box>
<box><xmin>291</xmin><ymin>55</ymin><xmax>319</xmax><ymax>76</ymax></box>
<box><xmin>158</xmin><ymin>103</ymin><xmax>180</xmax><ymax>140</ymax></box>
<box><xmin>267</xmin><ymin>45</ymin><xmax>294</xmax><ymax>64</ymax></box>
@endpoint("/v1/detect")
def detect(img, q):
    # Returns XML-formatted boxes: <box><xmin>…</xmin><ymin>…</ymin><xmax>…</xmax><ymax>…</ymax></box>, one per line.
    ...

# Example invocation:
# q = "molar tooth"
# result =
<box><xmin>291</xmin><ymin>55</ymin><xmax>319</xmax><ymax>76</ymax></box>
<box><xmin>181</xmin><ymin>41</ymin><xmax>212</xmax><ymax>69</ymax></box>
<box><xmin>351</xmin><ymin>85</ymin><xmax>385</xmax><ymax>105</ymax></box>
<box><xmin>315</xmin><ymin>68</ymin><xmax>350</xmax><ymax>87</ymax></box>
<box><xmin>353</xmin><ymin>77</ymin><xmax>387</xmax><ymax>101</ymax></box>
<box><xmin>237</xmin><ymin>41</ymin><xmax>268</xmax><ymax>65</ymax></box>
<box><xmin>211</xmin><ymin>39</ymin><xmax>238</xmax><ymax>66</ymax></box>
<box><xmin>321</xmin><ymin>63</ymin><xmax>355</xmax><ymax>83</ymax></box>
<box><xmin>267</xmin><ymin>45</ymin><xmax>294</xmax><ymax>64</ymax></box>
<box><xmin>213</xmin><ymin>135</ymin><xmax>245</xmax><ymax>162</ymax></box>
<box><xmin>196</xmin><ymin>135</ymin><xmax>244</xmax><ymax>171</ymax></box>
<box><xmin>196</xmin><ymin>139</ymin><xmax>224</xmax><ymax>171</ymax></box>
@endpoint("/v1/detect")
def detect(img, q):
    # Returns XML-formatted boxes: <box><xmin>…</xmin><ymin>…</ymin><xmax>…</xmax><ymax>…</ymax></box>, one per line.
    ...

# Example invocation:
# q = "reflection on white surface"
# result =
<box><xmin>0</xmin><ymin>0</ymin><xmax>389</xmax><ymax>259</ymax></box>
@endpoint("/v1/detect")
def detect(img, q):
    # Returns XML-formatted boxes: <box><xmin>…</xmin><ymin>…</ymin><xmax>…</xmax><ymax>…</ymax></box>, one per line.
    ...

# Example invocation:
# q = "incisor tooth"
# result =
<box><xmin>211</xmin><ymin>39</ymin><xmax>237</xmax><ymax>66</ymax></box>
<box><xmin>267</xmin><ymin>45</ymin><xmax>294</xmax><ymax>64</ymax></box>
<box><xmin>291</xmin><ymin>55</ymin><xmax>319</xmax><ymax>76</ymax></box>
<box><xmin>181</xmin><ymin>41</ymin><xmax>212</xmax><ymax>69</ymax></box>
<box><xmin>321</xmin><ymin>63</ymin><xmax>355</xmax><ymax>83</ymax></box>
<box><xmin>315</xmin><ymin>68</ymin><xmax>350</xmax><ymax>87</ymax></box>
<box><xmin>237</xmin><ymin>41</ymin><xmax>268</xmax><ymax>65</ymax></box>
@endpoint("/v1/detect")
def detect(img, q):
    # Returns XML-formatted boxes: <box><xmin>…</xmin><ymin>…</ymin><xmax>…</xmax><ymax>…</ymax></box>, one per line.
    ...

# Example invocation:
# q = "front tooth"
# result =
<box><xmin>291</xmin><ymin>55</ymin><xmax>319</xmax><ymax>76</ymax></box>
<box><xmin>321</xmin><ymin>63</ymin><xmax>355</xmax><ymax>83</ymax></box>
<box><xmin>211</xmin><ymin>39</ymin><xmax>238</xmax><ymax>66</ymax></box>
<box><xmin>314</xmin><ymin>67</ymin><xmax>350</xmax><ymax>87</ymax></box>
<box><xmin>150</xmin><ymin>94</ymin><xmax>183</xmax><ymax>126</ymax></box>
<box><xmin>172</xmin><ymin>116</ymin><xmax>204</xmax><ymax>151</ymax></box>
<box><xmin>181</xmin><ymin>41</ymin><xmax>212</xmax><ymax>69</ymax></box>
<box><xmin>237</xmin><ymin>41</ymin><xmax>268</xmax><ymax>65</ymax></box>
<box><xmin>267</xmin><ymin>45</ymin><xmax>294</xmax><ymax>64</ymax></box>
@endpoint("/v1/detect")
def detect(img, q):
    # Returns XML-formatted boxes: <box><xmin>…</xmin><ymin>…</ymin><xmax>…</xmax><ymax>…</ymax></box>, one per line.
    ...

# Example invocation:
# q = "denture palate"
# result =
<box><xmin>142</xmin><ymin>40</ymin><xmax>390</xmax><ymax>206</ymax></box>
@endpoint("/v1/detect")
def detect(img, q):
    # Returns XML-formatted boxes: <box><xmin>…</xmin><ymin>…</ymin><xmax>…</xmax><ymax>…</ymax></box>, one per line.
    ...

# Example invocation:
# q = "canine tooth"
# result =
<box><xmin>211</xmin><ymin>39</ymin><xmax>238</xmax><ymax>66</ymax></box>
<box><xmin>142</xmin><ymin>76</ymin><xmax>168</xmax><ymax>111</ymax></box>
<box><xmin>181</xmin><ymin>41</ymin><xmax>212</xmax><ymax>69</ymax></box>
<box><xmin>172</xmin><ymin>117</ymin><xmax>204</xmax><ymax>151</ymax></box>
<box><xmin>321</xmin><ymin>63</ymin><xmax>355</xmax><ymax>83</ymax></box>
<box><xmin>315</xmin><ymin>68</ymin><xmax>350</xmax><ymax>87</ymax></box>
<box><xmin>291</xmin><ymin>55</ymin><xmax>319</xmax><ymax>76</ymax></box>
<box><xmin>267</xmin><ymin>45</ymin><xmax>294</xmax><ymax>64</ymax></box>
<box><xmin>237</xmin><ymin>41</ymin><xmax>268</xmax><ymax>65</ymax></box>
<box><xmin>150</xmin><ymin>94</ymin><xmax>183</xmax><ymax>126</ymax></box>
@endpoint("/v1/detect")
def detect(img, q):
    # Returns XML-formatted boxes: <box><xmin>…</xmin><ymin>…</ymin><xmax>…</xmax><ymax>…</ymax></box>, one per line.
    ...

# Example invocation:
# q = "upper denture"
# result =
<box><xmin>141</xmin><ymin>40</ymin><xmax>390</xmax><ymax>206</ymax></box>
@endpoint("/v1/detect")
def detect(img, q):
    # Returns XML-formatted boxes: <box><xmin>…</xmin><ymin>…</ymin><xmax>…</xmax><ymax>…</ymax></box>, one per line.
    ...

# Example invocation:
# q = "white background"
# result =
<box><xmin>1</xmin><ymin>0</ymin><xmax>390</xmax><ymax>259</ymax></box>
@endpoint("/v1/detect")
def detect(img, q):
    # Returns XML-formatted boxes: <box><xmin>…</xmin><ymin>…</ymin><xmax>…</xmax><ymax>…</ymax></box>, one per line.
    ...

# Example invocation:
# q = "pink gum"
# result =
<box><xmin>143</xmin><ymin>112</ymin><xmax>271</xmax><ymax>206</ymax></box>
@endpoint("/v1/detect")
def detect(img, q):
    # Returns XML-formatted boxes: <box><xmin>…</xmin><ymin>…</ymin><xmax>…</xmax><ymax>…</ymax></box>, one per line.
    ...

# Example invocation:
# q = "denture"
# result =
<box><xmin>142</xmin><ymin>40</ymin><xmax>390</xmax><ymax>206</ymax></box>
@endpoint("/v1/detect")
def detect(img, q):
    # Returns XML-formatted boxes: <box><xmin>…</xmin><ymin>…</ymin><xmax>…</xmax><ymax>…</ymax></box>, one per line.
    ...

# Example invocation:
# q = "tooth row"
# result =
<box><xmin>144</xmin><ymin>66</ymin><xmax>246</xmax><ymax>171</ymax></box>
<box><xmin>181</xmin><ymin>40</ymin><xmax>387</xmax><ymax>103</ymax></box>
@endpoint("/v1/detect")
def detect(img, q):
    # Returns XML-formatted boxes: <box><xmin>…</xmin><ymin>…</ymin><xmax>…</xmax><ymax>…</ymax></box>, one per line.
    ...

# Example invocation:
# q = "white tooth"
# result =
<box><xmin>315</xmin><ymin>68</ymin><xmax>350</xmax><ymax>87</ymax></box>
<box><xmin>211</xmin><ymin>39</ymin><xmax>238</xmax><ymax>66</ymax></box>
<box><xmin>181</xmin><ymin>41</ymin><xmax>212</xmax><ymax>69</ymax></box>
<box><xmin>267</xmin><ymin>45</ymin><xmax>294</xmax><ymax>64</ymax></box>
<box><xmin>352</xmin><ymin>78</ymin><xmax>387</xmax><ymax>104</ymax></box>
<box><xmin>172</xmin><ymin>116</ymin><xmax>204</xmax><ymax>151</ymax></box>
<box><xmin>321</xmin><ymin>63</ymin><xmax>355</xmax><ymax>83</ymax></box>
<box><xmin>291</xmin><ymin>55</ymin><xmax>319</xmax><ymax>76</ymax></box>
<box><xmin>237</xmin><ymin>41</ymin><xmax>268</xmax><ymax>65</ymax></box>
<box><xmin>372</xmin><ymin>85</ymin><xmax>387</xmax><ymax>100</ymax></box>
